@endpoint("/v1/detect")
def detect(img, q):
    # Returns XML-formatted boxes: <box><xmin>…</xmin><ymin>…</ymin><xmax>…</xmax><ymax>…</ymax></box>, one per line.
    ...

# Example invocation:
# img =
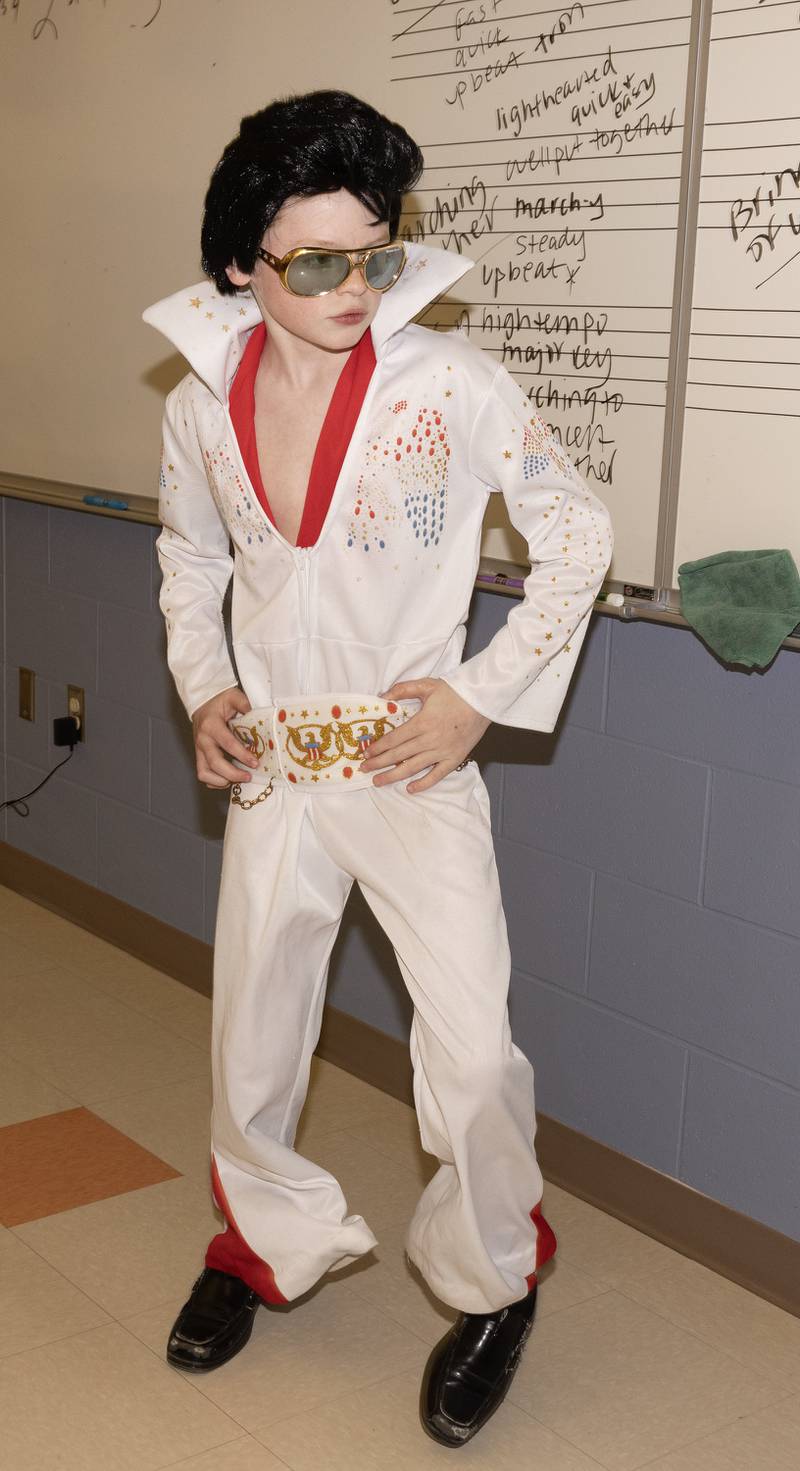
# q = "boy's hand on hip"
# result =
<box><xmin>361</xmin><ymin>679</ymin><xmax>491</xmax><ymax>793</ymax></box>
<box><xmin>192</xmin><ymin>687</ymin><xmax>257</xmax><ymax>788</ymax></box>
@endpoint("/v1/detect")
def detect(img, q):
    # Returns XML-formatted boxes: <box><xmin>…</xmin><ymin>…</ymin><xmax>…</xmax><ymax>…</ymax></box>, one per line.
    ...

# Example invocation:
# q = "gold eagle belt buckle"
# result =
<box><xmin>229</xmin><ymin>695</ymin><xmax>417</xmax><ymax>800</ymax></box>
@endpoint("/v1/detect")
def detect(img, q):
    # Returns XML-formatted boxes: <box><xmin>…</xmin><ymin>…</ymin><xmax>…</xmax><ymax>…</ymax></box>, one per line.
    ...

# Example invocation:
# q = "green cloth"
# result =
<box><xmin>677</xmin><ymin>549</ymin><xmax>800</xmax><ymax>669</ymax></box>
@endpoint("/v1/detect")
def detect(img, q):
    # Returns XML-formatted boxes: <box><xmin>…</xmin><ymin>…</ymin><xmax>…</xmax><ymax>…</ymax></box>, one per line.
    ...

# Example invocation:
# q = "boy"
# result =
<box><xmin>143</xmin><ymin>90</ymin><xmax>612</xmax><ymax>1447</ymax></box>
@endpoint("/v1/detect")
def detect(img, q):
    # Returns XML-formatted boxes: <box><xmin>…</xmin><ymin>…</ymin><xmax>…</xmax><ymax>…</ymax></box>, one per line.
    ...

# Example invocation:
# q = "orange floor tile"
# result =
<box><xmin>0</xmin><ymin>1107</ymin><xmax>181</xmax><ymax>1226</ymax></box>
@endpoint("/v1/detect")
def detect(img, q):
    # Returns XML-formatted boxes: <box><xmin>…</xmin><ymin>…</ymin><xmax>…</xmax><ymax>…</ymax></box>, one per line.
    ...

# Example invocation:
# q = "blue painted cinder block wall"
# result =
<box><xmin>2</xmin><ymin>495</ymin><xmax>799</xmax><ymax>1243</ymax></box>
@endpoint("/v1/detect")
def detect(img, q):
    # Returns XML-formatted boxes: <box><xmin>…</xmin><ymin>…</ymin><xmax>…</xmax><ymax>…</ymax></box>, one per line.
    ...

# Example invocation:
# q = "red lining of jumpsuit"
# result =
<box><xmin>206</xmin><ymin>317</ymin><xmax>558</xmax><ymax>1303</ymax></box>
<box><xmin>227</xmin><ymin>318</ymin><xmax>377</xmax><ymax>547</ymax></box>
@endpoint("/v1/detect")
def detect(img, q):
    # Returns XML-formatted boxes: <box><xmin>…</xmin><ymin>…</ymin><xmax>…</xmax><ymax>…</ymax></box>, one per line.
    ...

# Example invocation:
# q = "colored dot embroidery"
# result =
<box><xmin>400</xmin><ymin>407</ymin><xmax>450</xmax><ymax>548</ymax></box>
<box><xmin>346</xmin><ymin>404</ymin><xmax>449</xmax><ymax>553</ymax></box>
<box><xmin>522</xmin><ymin>418</ymin><xmax>575</xmax><ymax>482</ymax></box>
<box><xmin>347</xmin><ymin>475</ymin><xmax>394</xmax><ymax>552</ymax></box>
<box><xmin>204</xmin><ymin>443</ymin><xmax>266</xmax><ymax>545</ymax></box>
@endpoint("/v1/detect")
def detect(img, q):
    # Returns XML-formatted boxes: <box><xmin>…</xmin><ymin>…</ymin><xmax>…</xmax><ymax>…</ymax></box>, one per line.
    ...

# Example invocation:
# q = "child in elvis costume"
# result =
<box><xmin>143</xmin><ymin>91</ymin><xmax>613</xmax><ymax>1447</ymax></box>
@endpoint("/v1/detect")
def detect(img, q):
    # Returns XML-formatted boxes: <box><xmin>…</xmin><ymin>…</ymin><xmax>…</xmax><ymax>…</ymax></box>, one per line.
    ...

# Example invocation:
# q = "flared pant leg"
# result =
<box><xmin>311</xmin><ymin>762</ymin><xmax>557</xmax><ymax>1314</ymax></box>
<box><xmin>205</xmin><ymin>785</ymin><xmax>379</xmax><ymax>1304</ymax></box>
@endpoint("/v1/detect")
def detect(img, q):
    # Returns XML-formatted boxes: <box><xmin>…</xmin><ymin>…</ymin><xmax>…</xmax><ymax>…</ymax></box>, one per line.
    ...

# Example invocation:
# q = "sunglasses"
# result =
<box><xmin>256</xmin><ymin>241</ymin><xmax>407</xmax><ymax>298</ymax></box>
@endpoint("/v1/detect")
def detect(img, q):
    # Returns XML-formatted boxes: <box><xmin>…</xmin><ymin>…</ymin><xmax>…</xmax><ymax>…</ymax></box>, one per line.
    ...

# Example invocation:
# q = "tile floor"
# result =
<box><xmin>1</xmin><ymin>881</ymin><xmax>799</xmax><ymax>1470</ymax></box>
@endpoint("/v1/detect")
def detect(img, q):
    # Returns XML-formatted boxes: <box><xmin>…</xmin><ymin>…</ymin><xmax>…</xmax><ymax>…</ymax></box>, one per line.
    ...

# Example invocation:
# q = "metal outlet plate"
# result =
<box><xmin>67</xmin><ymin>685</ymin><xmax>85</xmax><ymax>741</ymax></box>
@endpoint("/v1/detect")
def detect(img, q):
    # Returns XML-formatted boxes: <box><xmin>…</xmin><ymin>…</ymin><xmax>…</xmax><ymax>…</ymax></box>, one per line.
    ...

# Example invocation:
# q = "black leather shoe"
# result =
<box><xmin>420</xmin><ymin>1283</ymin><xmax>538</xmax><ymax>1446</ymax></box>
<box><xmin>166</xmin><ymin>1267</ymin><xmax>262</xmax><ymax>1371</ymax></box>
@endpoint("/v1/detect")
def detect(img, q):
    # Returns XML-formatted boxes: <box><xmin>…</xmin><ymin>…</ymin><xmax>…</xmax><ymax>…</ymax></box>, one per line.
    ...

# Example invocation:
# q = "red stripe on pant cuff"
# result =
<box><xmin>206</xmin><ymin>1154</ymin><xmax>288</xmax><ymax>1305</ymax></box>
<box><xmin>525</xmin><ymin>1201</ymin><xmax>557</xmax><ymax>1292</ymax></box>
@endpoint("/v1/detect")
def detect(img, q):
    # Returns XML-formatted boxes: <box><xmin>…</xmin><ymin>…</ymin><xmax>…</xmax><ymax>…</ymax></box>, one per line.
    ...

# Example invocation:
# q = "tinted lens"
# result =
<box><xmin>284</xmin><ymin>252</ymin><xmax>350</xmax><ymax>297</ymax></box>
<box><xmin>364</xmin><ymin>245</ymin><xmax>406</xmax><ymax>290</ymax></box>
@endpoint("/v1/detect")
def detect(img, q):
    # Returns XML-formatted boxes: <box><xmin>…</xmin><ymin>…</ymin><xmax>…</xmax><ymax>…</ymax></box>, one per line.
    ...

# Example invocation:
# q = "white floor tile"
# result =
<box><xmin>258</xmin><ymin>1365</ymin><xmax>602</xmax><ymax>1470</ymax></box>
<box><xmin>0</xmin><ymin>1321</ymin><xmax>243</xmax><ymax>1471</ymax></box>
<box><xmin>124</xmin><ymin>1273</ymin><xmax>428</xmax><ymax>1437</ymax></box>
<box><xmin>507</xmin><ymin>1289</ymin><xmax>787</xmax><ymax>1471</ymax></box>
<box><xmin>622</xmin><ymin>1256</ymin><xmax>800</xmax><ymax>1391</ymax></box>
<box><xmin>0</xmin><ymin>1231</ymin><xmax>111</xmax><ymax>1356</ymax></box>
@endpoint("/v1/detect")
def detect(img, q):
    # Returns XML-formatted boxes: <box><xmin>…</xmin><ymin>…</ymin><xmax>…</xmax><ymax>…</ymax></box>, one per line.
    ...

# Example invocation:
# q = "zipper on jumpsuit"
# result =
<box><xmin>296</xmin><ymin>546</ymin><xmax>312</xmax><ymax>698</ymax></box>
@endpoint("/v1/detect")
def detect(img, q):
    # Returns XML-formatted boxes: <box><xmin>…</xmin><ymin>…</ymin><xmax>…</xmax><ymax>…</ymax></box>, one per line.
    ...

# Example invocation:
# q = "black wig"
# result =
<box><xmin>200</xmin><ymin>91</ymin><xmax>423</xmax><ymax>295</ymax></box>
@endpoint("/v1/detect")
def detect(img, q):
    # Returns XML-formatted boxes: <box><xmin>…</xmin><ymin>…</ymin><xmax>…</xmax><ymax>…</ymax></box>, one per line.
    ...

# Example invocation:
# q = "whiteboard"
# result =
<box><xmin>391</xmin><ymin>0</ymin><xmax>695</xmax><ymax>586</ymax></box>
<box><xmin>673</xmin><ymin>0</ymin><xmax>800</xmax><ymax>584</ymax></box>
<box><xmin>1</xmin><ymin>0</ymin><xmax>798</xmax><ymax>593</ymax></box>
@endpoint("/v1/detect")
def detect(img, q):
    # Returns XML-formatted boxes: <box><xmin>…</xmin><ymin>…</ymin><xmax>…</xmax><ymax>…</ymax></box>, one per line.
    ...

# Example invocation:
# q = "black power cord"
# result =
<box><xmin>1</xmin><ymin>716</ymin><xmax>80</xmax><ymax>817</ymax></box>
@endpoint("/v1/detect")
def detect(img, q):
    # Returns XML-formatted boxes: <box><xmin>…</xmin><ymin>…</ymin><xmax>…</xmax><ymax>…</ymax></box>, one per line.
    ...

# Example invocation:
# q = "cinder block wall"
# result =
<box><xmin>2</xmin><ymin>495</ymin><xmax>799</xmax><ymax>1243</ymax></box>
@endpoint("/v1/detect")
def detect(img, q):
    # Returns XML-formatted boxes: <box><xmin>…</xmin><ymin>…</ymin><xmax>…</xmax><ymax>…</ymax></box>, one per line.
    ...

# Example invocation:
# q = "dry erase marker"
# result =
<box><xmin>83</xmin><ymin>494</ymin><xmax>130</xmax><ymax>510</ymax></box>
<box><xmin>476</xmin><ymin>571</ymin><xmax>526</xmax><ymax>590</ymax></box>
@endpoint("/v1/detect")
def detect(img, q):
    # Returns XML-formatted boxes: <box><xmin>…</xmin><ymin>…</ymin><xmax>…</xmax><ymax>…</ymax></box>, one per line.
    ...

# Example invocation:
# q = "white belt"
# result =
<box><xmin>228</xmin><ymin>693</ymin><xmax>421</xmax><ymax>808</ymax></box>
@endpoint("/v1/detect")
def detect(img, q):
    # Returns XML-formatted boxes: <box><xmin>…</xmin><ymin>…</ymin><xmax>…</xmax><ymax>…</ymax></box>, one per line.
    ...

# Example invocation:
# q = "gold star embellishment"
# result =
<box><xmin>167</xmin><ymin>463</ymin><xmax>174</xmax><ymax>471</ymax></box>
<box><xmin>205</xmin><ymin>312</ymin><xmax>215</xmax><ymax>320</ymax></box>
<box><xmin>545</xmin><ymin>632</ymin><xmax>553</xmax><ymax>641</ymax></box>
<box><xmin>301</xmin><ymin>709</ymin><xmax>309</xmax><ymax>718</ymax></box>
<box><xmin>222</xmin><ymin>323</ymin><xmax>231</xmax><ymax>333</ymax></box>
<box><xmin>359</xmin><ymin>705</ymin><xmax>368</xmax><ymax>713</ymax></box>
<box><xmin>445</xmin><ymin>389</ymin><xmax>452</xmax><ymax>397</ymax></box>
<box><xmin>534</xmin><ymin>646</ymin><xmax>542</xmax><ymax>655</ymax></box>
<box><xmin>189</xmin><ymin>297</ymin><xmax>201</xmax><ymax>309</ymax></box>
<box><xmin>238</xmin><ymin>307</ymin><xmax>247</xmax><ymax>316</ymax></box>
<box><xmin>503</xmin><ymin>450</ymin><xmax>512</xmax><ymax>460</ymax></box>
<box><xmin>565</xmin><ymin>644</ymin><xmax>572</xmax><ymax>653</ymax></box>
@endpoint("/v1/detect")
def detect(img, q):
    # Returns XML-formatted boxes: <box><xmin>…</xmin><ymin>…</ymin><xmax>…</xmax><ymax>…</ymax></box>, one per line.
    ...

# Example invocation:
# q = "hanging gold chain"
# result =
<box><xmin>231</xmin><ymin>777</ymin><xmax>275</xmax><ymax>811</ymax></box>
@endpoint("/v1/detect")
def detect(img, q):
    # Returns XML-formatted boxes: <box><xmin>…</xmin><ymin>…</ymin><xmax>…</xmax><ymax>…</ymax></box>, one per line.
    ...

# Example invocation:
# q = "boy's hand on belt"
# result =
<box><xmin>361</xmin><ymin>679</ymin><xmax>491</xmax><ymax>793</ymax></box>
<box><xmin>192</xmin><ymin>686</ymin><xmax>258</xmax><ymax>788</ymax></box>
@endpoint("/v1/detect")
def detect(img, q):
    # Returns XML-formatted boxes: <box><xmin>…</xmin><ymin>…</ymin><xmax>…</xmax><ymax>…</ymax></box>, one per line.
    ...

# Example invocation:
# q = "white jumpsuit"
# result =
<box><xmin>143</xmin><ymin>243</ymin><xmax>613</xmax><ymax>1313</ymax></box>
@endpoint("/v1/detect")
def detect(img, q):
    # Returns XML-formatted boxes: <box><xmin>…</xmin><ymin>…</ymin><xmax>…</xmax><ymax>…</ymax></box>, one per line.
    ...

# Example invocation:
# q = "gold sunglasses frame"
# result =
<box><xmin>256</xmin><ymin>241</ymin><xmax>407</xmax><ymax>297</ymax></box>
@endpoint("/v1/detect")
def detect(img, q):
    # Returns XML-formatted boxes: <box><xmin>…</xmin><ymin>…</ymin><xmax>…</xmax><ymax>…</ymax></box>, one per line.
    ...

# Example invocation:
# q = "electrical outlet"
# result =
<box><xmin>67</xmin><ymin>685</ymin><xmax>85</xmax><ymax>741</ymax></box>
<box><xmin>19</xmin><ymin>668</ymin><xmax>35</xmax><ymax>721</ymax></box>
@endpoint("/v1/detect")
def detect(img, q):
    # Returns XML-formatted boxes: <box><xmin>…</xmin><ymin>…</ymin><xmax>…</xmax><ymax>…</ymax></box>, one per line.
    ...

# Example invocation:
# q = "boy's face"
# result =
<box><xmin>225</xmin><ymin>189</ymin><xmax>391</xmax><ymax>354</ymax></box>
